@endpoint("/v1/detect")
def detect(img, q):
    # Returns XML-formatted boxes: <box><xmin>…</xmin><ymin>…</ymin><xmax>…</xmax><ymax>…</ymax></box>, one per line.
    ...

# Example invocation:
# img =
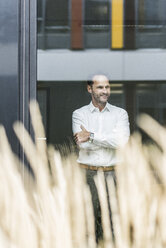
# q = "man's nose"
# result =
<box><xmin>102</xmin><ymin>88</ymin><xmax>107</xmax><ymax>93</ymax></box>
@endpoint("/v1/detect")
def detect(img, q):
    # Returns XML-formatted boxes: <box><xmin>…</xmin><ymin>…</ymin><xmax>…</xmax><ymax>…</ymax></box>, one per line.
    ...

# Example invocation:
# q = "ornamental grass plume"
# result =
<box><xmin>0</xmin><ymin>101</ymin><xmax>166</xmax><ymax>247</ymax></box>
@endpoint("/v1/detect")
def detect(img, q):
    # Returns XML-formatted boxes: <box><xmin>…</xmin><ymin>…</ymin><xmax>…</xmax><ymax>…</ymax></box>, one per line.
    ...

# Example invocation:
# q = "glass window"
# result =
<box><xmin>37</xmin><ymin>0</ymin><xmax>42</xmax><ymax>18</ymax></box>
<box><xmin>136</xmin><ymin>84</ymin><xmax>157</xmax><ymax>118</ymax></box>
<box><xmin>37</xmin><ymin>0</ymin><xmax>70</xmax><ymax>49</ymax></box>
<box><xmin>135</xmin><ymin>82</ymin><xmax>166</xmax><ymax>142</ymax></box>
<box><xmin>85</xmin><ymin>0</ymin><xmax>110</xmax><ymax>26</ymax></box>
<box><xmin>109</xmin><ymin>84</ymin><xmax>124</xmax><ymax>108</ymax></box>
<box><xmin>37</xmin><ymin>82</ymin><xmax>124</xmax><ymax>147</ymax></box>
<box><xmin>136</xmin><ymin>0</ymin><xmax>166</xmax><ymax>48</ymax></box>
<box><xmin>37</xmin><ymin>81</ymin><xmax>166</xmax><ymax>147</ymax></box>
<box><xmin>46</xmin><ymin>0</ymin><xmax>69</xmax><ymax>27</ymax></box>
<box><xmin>136</xmin><ymin>83</ymin><xmax>166</xmax><ymax>125</ymax></box>
<box><xmin>84</xmin><ymin>0</ymin><xmax>110</xmax><ymax>48</ymax></box>
<box><xmin>138</xmin><ymin>0</ymin><xmax>160</xmax><ymax>26</ymax></box>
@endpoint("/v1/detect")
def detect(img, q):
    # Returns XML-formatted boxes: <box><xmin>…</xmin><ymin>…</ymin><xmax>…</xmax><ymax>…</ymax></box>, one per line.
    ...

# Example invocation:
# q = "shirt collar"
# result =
<box><xmin>89</xmin><ymin>101</ymin><xmax>111</xmax><ymax>113</ymax></box>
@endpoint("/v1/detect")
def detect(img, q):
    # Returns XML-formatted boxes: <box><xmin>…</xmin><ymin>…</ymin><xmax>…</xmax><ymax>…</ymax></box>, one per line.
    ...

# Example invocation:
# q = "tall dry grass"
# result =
<box><xmin>0</xmin><ymin>101</ymin><xmax>166</xmax><ymax>247</ymax></box>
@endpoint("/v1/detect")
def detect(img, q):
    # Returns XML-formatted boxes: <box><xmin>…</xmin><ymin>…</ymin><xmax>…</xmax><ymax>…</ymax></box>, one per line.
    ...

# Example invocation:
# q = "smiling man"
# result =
<box><xmin>72</xmin><ymin>74</ymin><xmax>130</xmax><ymax>167</ymax></box>
<box><xmin>72</xmin><ymin>74</ymin><xmax>130</xmax><ymax>240</ymax></box>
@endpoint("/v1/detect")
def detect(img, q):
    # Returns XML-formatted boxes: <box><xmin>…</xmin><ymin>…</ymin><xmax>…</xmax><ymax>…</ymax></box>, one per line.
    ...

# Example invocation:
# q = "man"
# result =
<box><xmin>72</xmin><ymin>74</ymin><xmax>130</xmax><ymax>166</ymax></box>
<box><xmin>72</xmin><ymin>74</ymin><xmax>130</xmax><ymax>240</ymax></box>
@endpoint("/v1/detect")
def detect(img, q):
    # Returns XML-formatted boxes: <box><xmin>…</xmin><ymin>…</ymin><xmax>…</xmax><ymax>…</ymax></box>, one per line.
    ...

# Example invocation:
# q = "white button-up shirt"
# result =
<box><xmin>72</xmin><ymin>102</ymin><xmax>130</xmax><ymax>166</ymax></box>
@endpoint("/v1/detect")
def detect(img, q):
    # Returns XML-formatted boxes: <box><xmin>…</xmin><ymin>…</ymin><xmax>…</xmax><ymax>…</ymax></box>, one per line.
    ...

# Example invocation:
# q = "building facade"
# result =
<box><xmin>37</xmin><ymin>0</ymin><xmax>166</xmax><ymax>147</ymax></box>
<box><xmin>0</xmin><ymin>0</ymin><xmax>166</xmax><ymax>154</ymax></box>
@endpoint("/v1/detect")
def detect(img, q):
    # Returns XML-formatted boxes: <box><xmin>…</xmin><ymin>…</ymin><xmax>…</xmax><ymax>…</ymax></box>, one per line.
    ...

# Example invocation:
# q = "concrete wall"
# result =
<box><xmin>38</xmin><ymin>49</ymin><xmax>166</xmax><ymax>81</ymax></box>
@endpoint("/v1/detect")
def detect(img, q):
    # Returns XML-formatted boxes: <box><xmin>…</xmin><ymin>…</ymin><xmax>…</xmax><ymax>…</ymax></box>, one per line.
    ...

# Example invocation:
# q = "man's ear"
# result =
<box><xmin>87</xmin><ymin>85</ymin><xmax>92</xmax><ymax>94</ymax></box>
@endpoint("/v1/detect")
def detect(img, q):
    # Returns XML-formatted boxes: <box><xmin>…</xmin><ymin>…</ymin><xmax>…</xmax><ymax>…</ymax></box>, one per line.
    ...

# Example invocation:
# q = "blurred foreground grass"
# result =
<box><xmin>0</xmin><ymin>101</ymin><xmax>166</xmax><ymax>248</ymax></box>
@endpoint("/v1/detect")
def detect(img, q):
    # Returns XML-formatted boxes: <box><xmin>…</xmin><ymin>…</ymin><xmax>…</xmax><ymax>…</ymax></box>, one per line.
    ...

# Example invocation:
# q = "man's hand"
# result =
<box><xmin>74</xmin><ymin>125</ymin><xmax>90</xmax><ymax>144</ymax></box>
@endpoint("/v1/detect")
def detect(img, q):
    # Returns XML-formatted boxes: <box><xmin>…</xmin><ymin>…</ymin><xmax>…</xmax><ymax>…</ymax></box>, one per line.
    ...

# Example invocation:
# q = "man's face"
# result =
<box><xmin>87</xmin><ymin>75</ymin><xmax>111</xmax><ymax>105</ymax></box>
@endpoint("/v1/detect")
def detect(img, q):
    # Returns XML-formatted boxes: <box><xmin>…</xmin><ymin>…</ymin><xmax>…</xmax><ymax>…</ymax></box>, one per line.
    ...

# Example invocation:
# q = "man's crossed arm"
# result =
<box><xmin>72</xmin><ymin>110</ymin><xmax>130</xmax><ymax>149</ymax></box>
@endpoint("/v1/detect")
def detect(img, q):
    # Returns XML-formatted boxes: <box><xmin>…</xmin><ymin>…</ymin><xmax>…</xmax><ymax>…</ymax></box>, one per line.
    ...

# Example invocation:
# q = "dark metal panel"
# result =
<box><xmin>19</xmin><ymin>0</ymin><xmax>37</xmax><ymax>130</ymax></box>
<box><xmin>0</xmin><ymin>0</ymin><xmax>19</xmax><ymax>154</ymax></box>
<box><xmin>40</xmin><ymin>0</ymin><xmax>46</xmax><ymax>49</ymax></box>
<box><xmin>124</xmin><ymin>83</ymin><xmax>136</xmax><ymax>133</ymax></box>
<box><xmin>19</xmin><ymin>0</ymin><xmax>37</xmax><ymax>164</ymax></box>
<box><xmin>30</xmin><ymin>0</ymin><xmax>37</xmax><ymax>102</ymax></box>
<box><xmin>124</xmin><ymin>0</ymin><xmax>135</xmax><ymax>49</ymax></box>
<box><xmin>29</xmin><ymin>0</ymin><xmax>37</xmax><ymax>139</ymax></box>
<box><xmin>19</xmin><ymin>0</ymin><xmax>30</xmax><ymax>133</ymax></box>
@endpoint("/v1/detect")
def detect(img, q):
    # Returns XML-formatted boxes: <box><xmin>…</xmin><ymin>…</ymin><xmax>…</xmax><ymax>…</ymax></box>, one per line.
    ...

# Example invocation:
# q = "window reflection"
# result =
<box><xmin>46</xmin><ymin>0</ymin><xmax>68</xmax><ymax>26</ymax></box>
<box><xmin>136</xmin><ymin>0</ymin><xmax>166</xmax><ymax>48</ymax></box>
<box><xmin>37</xmin><ymin>0</ymin><xmax>166</xmax><ymax>49</ymax></box>
<box><xmin>84</xmin><ymin>0</ymin><xmax>110</xmax><ymax>48</ymax></box>
<box><xmin>137</xmin><ymin>83</ymin><xmax>166</xmax><ymax>126</ymax></box>
<box><xmin>85</xmin><ymin>0</ymin><xmax>110</xmax><ymax>26</ymax></box>
<box><xmin>37</xmin><ymin>0</ymin><xmax>70</xmax><ymax>49</ymax></box>
<box><xmin>37</xmin><ymin>82</ymin><xmax>124</xmax><ymax>146</ymax></box>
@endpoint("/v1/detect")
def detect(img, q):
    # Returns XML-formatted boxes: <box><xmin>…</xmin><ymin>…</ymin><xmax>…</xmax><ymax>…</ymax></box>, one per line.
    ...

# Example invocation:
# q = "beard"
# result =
<box><xmin>91</xmin><ymin>91</ymin><xmax>110</xmax><ymax>104</ymax></box>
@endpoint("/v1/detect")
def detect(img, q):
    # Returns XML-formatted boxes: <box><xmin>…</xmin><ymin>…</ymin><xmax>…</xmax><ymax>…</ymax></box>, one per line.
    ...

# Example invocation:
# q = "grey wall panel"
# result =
<box><xmin>124</xmin><ymin>50</ymin><xmax>166</xmax><ymax>80</ymax></box>
<box><xmin>0</xmin><ymin>0</ymin><xmax>37</xmax><ymax>157</ymax></box>
<box><xmin>38</xmin><ymin>49</ymin><xmax>166</xmax><ymax>81</ymax></box>
<box><xmin>0</xmin><ymin>0</ymin><xmax>19</xmax><ymax>154</ymax></box>
<box><xmin>37</xmin><ymin>49</ymin><xmax>123</xmax><ymax>81</ymax></box>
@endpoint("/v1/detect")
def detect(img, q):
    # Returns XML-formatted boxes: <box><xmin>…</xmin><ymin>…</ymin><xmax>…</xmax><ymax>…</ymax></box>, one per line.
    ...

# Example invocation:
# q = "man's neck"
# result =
<box><xmin>92</xmin><ymin>100</ymin><xmax>107</xmax><ymax>112</ymax></box>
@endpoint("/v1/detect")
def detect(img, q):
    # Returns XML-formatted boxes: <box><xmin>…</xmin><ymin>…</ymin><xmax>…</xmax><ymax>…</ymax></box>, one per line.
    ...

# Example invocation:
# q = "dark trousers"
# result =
<box><xmin>85</xmin><ymin>169</ymin><xmax>116</xmax><ymax>242</ymax></box>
